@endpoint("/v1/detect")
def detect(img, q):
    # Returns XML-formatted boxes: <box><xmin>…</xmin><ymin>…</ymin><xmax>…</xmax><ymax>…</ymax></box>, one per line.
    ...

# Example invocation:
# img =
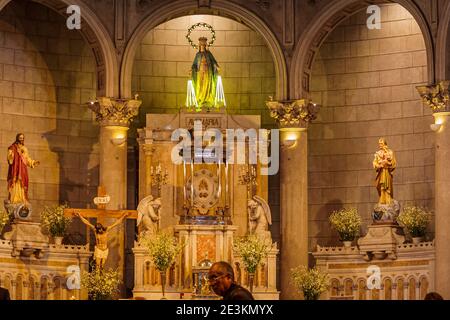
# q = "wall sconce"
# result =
<box><xmin>281</xmin><ymin>139</ymin><xmax>297</xmax><ymax>149</ymax></box>
<box><xmin>111</xmin><ymin>136</ymin><xmax>126</xmax><ymax>146</ymax></box>
<box><xmin>280</xmin><ymin>131</ymin><xmax>300</xmax><ymax>149</ymax></box>
<box><xmin>430</xmin><ymin>123</ymin><xmax>442</xmax><ymax>132</ymax></box>
<box><xmin>431</xmin><ymin>114</ymin><xmax>446</xmax><ymax>132</ymax></box>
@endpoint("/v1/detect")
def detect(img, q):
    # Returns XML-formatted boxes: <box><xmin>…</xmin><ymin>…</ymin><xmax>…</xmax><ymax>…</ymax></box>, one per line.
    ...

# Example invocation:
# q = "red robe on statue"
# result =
<box><xmin>7</xmin><ymin>143</ymin><xmax>31</xmax><ymax>202</ymax></box>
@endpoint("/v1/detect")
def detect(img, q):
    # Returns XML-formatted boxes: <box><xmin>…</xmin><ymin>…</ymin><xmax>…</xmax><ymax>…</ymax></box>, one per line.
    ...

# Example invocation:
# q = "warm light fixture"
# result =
<box><xmin>111</xmin><ymin>135</ymin><xmax>126</xmax><ymax>146</ymax></box>
<box><xmin>430</xmin><ymin>123</ymin><xmax>442</xmax><ymax>132</ymax></box>
<box><xmin>431</xmin><ymin>114</ymin><xmax>447</xmax><ymax>132</ymax></box>
<box><xmin>281</xmin><ymin>139</ymin><xmax>297</xmax><ymax>149</ymax></box>
<box><xmin>281</xmin><ymin>131</ymin><xmax>299</xmax><ymax>149</ymax></box>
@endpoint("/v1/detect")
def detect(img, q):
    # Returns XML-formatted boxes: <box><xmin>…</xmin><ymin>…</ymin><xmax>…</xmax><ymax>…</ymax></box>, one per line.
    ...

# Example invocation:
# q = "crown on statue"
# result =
<box><xmin>198</xmin><ymin>36</ymin><xmax>208</xmax><ymax>43</ymax></box>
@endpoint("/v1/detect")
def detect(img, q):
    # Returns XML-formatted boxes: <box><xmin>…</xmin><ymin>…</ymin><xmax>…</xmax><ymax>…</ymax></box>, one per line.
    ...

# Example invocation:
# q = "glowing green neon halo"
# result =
<box><xmin>185</xmin><ymin>22</ymin><xmax>216</xmax><ymax>49</ymax></box>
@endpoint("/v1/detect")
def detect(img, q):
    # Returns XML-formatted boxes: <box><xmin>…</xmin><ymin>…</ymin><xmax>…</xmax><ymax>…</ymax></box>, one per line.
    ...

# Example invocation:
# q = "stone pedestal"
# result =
<box><xmin>3</xmin><ymin>220</ymin><xmax>48</xmax><ymax>258</ymax></box>
<box><xmin>357</xmin><ymin>223</ymin><xmax>405</xmax><ymax>261</ymax></box>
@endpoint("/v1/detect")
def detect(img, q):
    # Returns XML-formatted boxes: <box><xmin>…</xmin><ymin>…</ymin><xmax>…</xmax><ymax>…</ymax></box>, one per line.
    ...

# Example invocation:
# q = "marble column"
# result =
<box><xmin>88</xmin><ymin>97</ymin><xmax>141</xmax><ymax>275</ymax></box>
<box><xmin>267</xmin><ymin>99</ymin><xmax>320</xmax><ymax>299</ymax></box>
<box><xmin>417</xmin><ymin>81</ymin><xmax>450</xmax><ymax>299</ymax></box>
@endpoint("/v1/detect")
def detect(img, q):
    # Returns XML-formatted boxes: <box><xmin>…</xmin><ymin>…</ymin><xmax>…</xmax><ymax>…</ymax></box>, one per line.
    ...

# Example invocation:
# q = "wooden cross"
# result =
<box><xmin>64</xmin><ymin>186</ymin><xmax>137</xmax><ymax>222</ymax></box>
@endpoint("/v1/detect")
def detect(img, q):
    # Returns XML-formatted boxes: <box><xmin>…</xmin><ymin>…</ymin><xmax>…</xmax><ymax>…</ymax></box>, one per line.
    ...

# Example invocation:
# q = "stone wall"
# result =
<box><xmin>0</xmin><ymin>1</ymin><xmax>99</xmax><ymax>227</ymax></box>
<box><xmin>131</xmin><ymin>15</ymin><xmax>276</xmax><ymax>129</ymax></box>
<box><xmin>309</xmin><ymin>4</ymin><xmax>433</xmax><ymax>249</ymax></box>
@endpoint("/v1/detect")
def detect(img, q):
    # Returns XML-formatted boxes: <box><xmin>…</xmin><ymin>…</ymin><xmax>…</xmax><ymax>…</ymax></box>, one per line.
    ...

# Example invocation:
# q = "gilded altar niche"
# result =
<box><xmin>133</xmin><ymin>110</ymin><xmax>279</xmax><ymax>299</ymax></box>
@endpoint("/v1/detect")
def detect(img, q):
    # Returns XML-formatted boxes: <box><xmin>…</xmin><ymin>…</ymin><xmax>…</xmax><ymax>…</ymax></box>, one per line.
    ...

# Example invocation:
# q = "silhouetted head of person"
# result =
<box><xmin>208</xmin><ymin>261</ymin><xmax>234</xmax><ymax>296</ymax></box>
<box><xmin>424</xmin><ymin>292</ymin><xmax>444</xmax><ymax>300</ymax></box>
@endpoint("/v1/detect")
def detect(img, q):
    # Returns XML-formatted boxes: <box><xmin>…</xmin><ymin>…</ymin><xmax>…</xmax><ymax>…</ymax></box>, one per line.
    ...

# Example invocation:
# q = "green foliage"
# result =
<box><xmin>291</xmin><ymin>266</ymin><xmax>329</xmax><ymax>300</ymax></box>
<box><xmin>81</xmin><ymin>266</ymin><xmax>121</xmax><ymax>300</ymax></box>
<box><xmin>329</xmin><ymin>207</ymin><xmax>362</xmax><ymax>241</ymax></box>
<box><xmin>140</xmin><ymin>231</ymin><xmax>183</xmax><ymax>272</ymax></box>
<box><xmin>0</xmin><ymin>209</ymin><xmax>12</xmax><ymax>234</ymax></box>
<box><xmin>397</xmin><ymin>206</ymin><xmax>431</xmax><ymax>238</ymax></box>
<box><xmin>233</xmin><ymin>234</ymin><xmax>269</xmax><ymax>274</ymax></box>
<box><xmin>40</xmin><ymin>204</ymin><xmax>71</xmax><ymax>237</ymax></box>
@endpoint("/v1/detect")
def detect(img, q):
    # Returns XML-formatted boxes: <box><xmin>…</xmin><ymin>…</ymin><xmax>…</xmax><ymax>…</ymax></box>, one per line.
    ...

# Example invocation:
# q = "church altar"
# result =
<box><xmin>133</xmin><ymin>109</ymin><xmax>279</xmax><ymax>300</ymax></box>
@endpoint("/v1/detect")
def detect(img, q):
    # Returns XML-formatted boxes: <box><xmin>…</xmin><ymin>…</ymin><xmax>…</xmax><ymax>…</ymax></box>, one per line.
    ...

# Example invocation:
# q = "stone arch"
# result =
<box><xmin>407</xmin><ymin>276</ymin><xmax>417</xmax><ymax>300</ymax></box>
<box><xmin>419</xmin><ymin>275</ymin><xmax>429</xmax><ymax>299</ymax></box>
<box><xmin>396</xmin><ymin>277</ymin><xmax>405</xmax><ymax>300</ymax></box>
<box><xmin>15</xmin><ymin>274</ymin><xmax>23</xmax><ymax>300</ymax></box>
<box><xmin>436</xmin><ymin>0</ymin><xmax>450</xmax><ymax>81</ymax></box>
<box><xmin>28</xmin><ymin>275</ymin><xmax>37</xmax><ymax>300</ymax></box>
<box><xmin>383</xmin><ymin>277</ymin><xmax>393</xmax><ymax>300</ymax></box>
<box><xmin>290</xmin><ymin>0</ymin><xmax>434</xmax><ymax>98</ymax></box>
<box><xmin>357</xmin><ymin>278</ymin><xmax>366</xmax><ymax>300</ymax></box>
<box><xmin>40</xmin><ymin>276</ymin><xmax>49</xmax><ymax>300</ymax></box>
<box><xmin>330</xmin><ymin>278</ymin><xmax>340</xmax><ymax>296</ymax></box>
<box><xmin>120</xmin><ymin>0</ymin><xmax>287</xmax><ymax>100</ymax></box>
<box><xmin>0</xmin><ymin>0</ymin><xmax>118</xmax><ymax>96</ymax></box>
<box><xmin>343</xmin><ymin>278</ymin><xmax>354</xmax><ymax>296</ymax></box>
<box><xmin>53</xmin><ymin>277</ymin><xmax>63</xmax><ymax>300</ymax></box>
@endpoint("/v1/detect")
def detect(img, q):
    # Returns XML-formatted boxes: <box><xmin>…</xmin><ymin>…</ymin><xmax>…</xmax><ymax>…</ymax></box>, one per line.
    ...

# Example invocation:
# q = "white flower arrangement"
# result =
<box><xmin>40</xmin><ymin>204</ymin><xmax>71</xmax><ymax>237</ymax></box>
<box><xmin>0</xmin><ymin>209</ymin><xmax>11</xmax><ymax>234</ymax></box>
<box><xmin>81</xmin><ymin>266</ymin><xmax>121</xmax><ymax>300</ymax></box>
<box><xmin>233</xmin><ymin>234</ymin><xmax>269</xmax><ymax>274</ymax></box>
<box><xmin>291</xmin><ymin>266</ymin><xmax>328</xmax><ymax>300</ymax></box>
<box><xmin>397</xmin><ymin>206</ymin><xmax>431</xmax><ymax>238</ymax></box>
<box><xmin>329</xmin><ymin>207</ymin><xmax>362</xmax><ymax>241</ymax></box>
<box><xmin>140</xmin><ymin>231</ymin><xmax>183</xmax><ymax>272</ymax></box>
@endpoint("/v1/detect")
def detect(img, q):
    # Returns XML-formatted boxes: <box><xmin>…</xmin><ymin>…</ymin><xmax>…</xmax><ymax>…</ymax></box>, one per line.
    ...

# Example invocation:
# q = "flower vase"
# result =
<box><xmin>54</xmin><ymin>236</ymin><xmax>63</xmax><ymax>245</ymax></box>
<box><xmin>160</xmin><ymin>271</ymin><xmax>167</xmax><ymax>300</ymax></box>
<box><xmin>248</xmin><ymin>273</ymin><xmax>255</xmax><ymax>293</ymax></box>
<box><xmin>343</xmin><ymin>241</ymin><xmax>352</xmax><ymax>248</ymax></box>
<box><xmin>304</xmin><ymin>292</ymin><xmax>320</xmax><ymax>300</ymax></box>
<box><xmin>412</xmin><ymin>237</ymin><xmax>423</xmax><ymax>244</ymax></box>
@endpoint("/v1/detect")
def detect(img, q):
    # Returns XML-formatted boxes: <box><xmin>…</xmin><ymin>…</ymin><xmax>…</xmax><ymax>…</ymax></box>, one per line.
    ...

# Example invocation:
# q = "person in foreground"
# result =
<box><xmin>0</xmin><ymin>287</ymin><xmax>10</xmax><ymax>300</ymax></box>
<box><xmin>424</xmin><ymin>292</ymin><xmax>444</xmax><ymax>300</ymax></box>
<box><xmin>208</xmin><ymin>261</ymin><xmax>254</xmax><ymax>300</ymax></box>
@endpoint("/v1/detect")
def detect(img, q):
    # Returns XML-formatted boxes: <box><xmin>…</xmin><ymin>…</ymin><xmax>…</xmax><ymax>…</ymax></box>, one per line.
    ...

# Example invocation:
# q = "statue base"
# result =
<box><xmin>372</xmin><ymin>199</ymin><xmax>400</xmax><ymax>222</ymax></box>
<box><xmin>4</xmin><ymin>200</ymin><xmax>33</xmax><ymax>220</ymax></box>
<box><xmin>357</xmin><ymin>222</ymin><xmax>405</xmax><ymax>261</ymax></box>
<box><xmin>3</xmin><ymin>220</ymin><xmax>49</xmax><ymax>258</ymax></box>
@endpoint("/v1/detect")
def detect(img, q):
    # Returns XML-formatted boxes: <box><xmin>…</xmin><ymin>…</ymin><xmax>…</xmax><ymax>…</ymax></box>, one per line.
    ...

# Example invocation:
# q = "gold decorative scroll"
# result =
<box><xmin>266</xmin><ymin>98</ymin><xmax>320</xmax><ymax>128</ymax></box>
<box><xmin>416</xmin><ymin>80</ymin><xmax>450</xmax><ymax>113</ymax></box>
<box><xmin>88</xmin><ymin>96</ymin><xmax>142</xmax><ymax>126</ymax></box>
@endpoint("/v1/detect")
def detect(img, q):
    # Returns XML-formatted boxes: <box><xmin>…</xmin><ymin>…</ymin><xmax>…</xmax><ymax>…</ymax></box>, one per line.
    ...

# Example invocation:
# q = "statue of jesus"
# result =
<box><xmin>191</xmin><ymin>37</ymin><xmax>220</xmax><ymax>108</ymax></box>
<box><xmin>373</xmin><ymin>138</ymin><xmax>397</xmax><ymax>205</ymax></box>
<box><xmin>75</xmin><ymin>212</ymin><xmax>129</xmax><ymax>269</ymax></box>
<box><xmin>7</xmin><ymin>133</ymin><xmax>39</xmax><ymax>204</ymax></box>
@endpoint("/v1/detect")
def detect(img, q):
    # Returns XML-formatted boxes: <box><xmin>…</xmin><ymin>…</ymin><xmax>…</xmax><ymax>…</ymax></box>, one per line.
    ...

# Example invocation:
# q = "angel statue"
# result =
<box><xmin>137</xmin><ymin>195</ymin><xmax>162</xmax><ymax>237</ymax></box>
<box><xmin>247</xmin><ymin>195</ymin><xmax>272</xmax><ymax>241</ymax></box>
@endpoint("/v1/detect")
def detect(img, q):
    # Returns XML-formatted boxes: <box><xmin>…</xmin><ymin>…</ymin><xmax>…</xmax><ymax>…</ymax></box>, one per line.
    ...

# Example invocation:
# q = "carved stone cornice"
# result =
<box><xmin>88</xmin><ymin>97</ymin><xmax>142</xmax><ymax>127</ymax></box>
<box><xmin>416</xmin><ymin>81</ymin><xmax>450</xmax><ymax>113</ymax></box>
<box><xmin>266</xmin><ymin>98</ymin><xmax>320</xmax><ymax>129</ymax></box>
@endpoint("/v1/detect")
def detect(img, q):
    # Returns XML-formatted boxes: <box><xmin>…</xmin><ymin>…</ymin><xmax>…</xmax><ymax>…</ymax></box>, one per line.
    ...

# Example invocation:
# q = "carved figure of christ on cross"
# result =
<box><xmin>64</xmin><ymin>187</ymin><xmax>137</xmax><ymax>269</ymax></box>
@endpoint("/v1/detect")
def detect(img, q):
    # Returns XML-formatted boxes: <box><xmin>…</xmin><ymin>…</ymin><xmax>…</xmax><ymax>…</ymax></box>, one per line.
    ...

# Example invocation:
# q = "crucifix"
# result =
<box><xmin>64</xmin><ymin>186</ymin><xmax>137</xmax><ymax>268</ymax></box>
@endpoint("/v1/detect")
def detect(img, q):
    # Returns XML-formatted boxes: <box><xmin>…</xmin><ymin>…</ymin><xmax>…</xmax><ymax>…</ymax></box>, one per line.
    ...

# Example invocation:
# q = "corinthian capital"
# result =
<box><xmin>88</xmin><ymin>96</ymin><xmax>142</xmax><ymax>127</ymax></box>
<box><xmin>416</xmin><ymin>81</ymin><xmax>450</xmax><ymax>113</ymax></box>
<box><xmin>266</xmin><ymin>98</ymin><xmax>320</xmax><ymax>129</ymax></box>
